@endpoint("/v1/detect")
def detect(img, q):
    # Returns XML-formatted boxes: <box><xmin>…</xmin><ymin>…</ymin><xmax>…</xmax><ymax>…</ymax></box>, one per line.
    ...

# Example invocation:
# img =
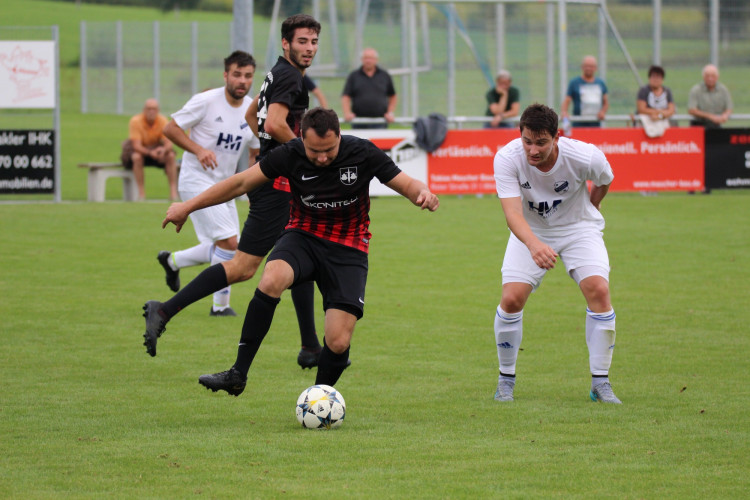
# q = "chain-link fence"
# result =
<box><xmin>80</xmin><ymin>0</ymin><xmax>750</xmax><ymax>125</ymax></box>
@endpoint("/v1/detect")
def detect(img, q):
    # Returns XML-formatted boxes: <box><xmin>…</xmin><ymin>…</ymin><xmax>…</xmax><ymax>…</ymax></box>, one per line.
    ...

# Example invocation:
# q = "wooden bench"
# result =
<box><xmin>78</xmin><ymin>162</ymin><xmax>138</xmax><ymax>202</ymax></box>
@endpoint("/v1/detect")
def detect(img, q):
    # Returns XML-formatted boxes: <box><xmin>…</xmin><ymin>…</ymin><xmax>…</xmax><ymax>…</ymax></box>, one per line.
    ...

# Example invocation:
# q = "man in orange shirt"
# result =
<box><xmin>121</xmin><ymin>98</ymin><xmax>179</xmax><ymax>200</ymax></box>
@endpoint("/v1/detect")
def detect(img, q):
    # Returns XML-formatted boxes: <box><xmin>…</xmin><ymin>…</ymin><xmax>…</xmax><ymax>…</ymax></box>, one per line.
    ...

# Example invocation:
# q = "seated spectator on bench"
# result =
<box><xmin>636</xmin><ymin>65</ymin><xmax>675</xmax><ymax>137</ymax></box>
<box><xmin>121</xmin><ymin>98</ymin><xmax>179</xmax><ymax>201</ymax></box>
<box><xmin>485</xmin><ymin>70</ymin><xmax>520</xmax><ymax>128</ymax></box>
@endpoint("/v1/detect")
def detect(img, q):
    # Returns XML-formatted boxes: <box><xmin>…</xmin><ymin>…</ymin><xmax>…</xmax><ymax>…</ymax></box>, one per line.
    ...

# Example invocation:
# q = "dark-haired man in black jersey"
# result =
<box><xmin>162</xmin><ymin>108</ymin><xmax>439</xmax><ymax>396</ymax></box>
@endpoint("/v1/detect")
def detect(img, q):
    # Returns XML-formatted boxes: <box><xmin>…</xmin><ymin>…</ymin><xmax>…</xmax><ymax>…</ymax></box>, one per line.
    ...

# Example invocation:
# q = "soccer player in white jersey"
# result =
<box><xmin>158</xmin><ymin>51</ymin><xmax>260</xmax><ymax>317</ymax></box>
<box><xmin>492</xmin><ymin>103</ymin><xmax>621</xmax><ymax>404</ymax></box>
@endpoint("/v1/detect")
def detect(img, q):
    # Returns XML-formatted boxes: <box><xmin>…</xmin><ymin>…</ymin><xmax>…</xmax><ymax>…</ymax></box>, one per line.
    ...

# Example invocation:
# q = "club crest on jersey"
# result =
<box><xmin>340</xmin><ymin>167</ymin><xmax>358</xmax><ymax>185</ymax></box>
<box><xmin>554</xmin><ymin>180</ymin><xmax>569</xmax><ymax>193</ymax></box>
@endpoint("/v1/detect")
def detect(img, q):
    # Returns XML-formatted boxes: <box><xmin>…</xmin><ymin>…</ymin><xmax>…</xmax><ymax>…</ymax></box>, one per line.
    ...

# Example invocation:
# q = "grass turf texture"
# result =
<box><xmin>1</xmin><ymin>192</ymin><xmax>748</xmax><ymax>498</ymax></box>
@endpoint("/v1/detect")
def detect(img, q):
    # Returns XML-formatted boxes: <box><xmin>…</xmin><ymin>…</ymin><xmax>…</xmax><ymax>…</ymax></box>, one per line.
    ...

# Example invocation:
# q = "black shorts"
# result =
<box><xmin>268</xmin><ymin>229</ymin><xmax>369</xmax><ymax>319</ymax></box>
<box><xmin>237</xmin><ymin>182</ymin><xmax>292</xmax><ymax>256</ymax></box>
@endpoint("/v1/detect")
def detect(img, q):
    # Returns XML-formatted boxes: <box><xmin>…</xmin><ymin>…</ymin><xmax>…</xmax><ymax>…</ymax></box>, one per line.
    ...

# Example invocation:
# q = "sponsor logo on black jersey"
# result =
<box><xmin>554</xmin><ymin>180</ymin><xmax>569</xmax><ymax>193</ymax></box>
<box><xmin>340</xmin><ymin>167</ymin><xmax>358</xmax><ymax>185</ymax></box>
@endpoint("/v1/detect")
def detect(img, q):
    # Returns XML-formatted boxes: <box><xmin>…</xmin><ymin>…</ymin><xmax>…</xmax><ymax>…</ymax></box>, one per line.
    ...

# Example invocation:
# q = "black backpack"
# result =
<box><xmin>413</xmin><ymin>113</ymin><xmax>448</xmax><ymax>153</ymax></box>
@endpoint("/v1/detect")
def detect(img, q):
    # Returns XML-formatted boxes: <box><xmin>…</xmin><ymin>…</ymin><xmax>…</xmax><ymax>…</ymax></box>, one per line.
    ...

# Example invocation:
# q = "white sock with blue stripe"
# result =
<box><xmin>173</xmin><ymin>241</ymin><xmax>213</xmax><ymax>269</ymax></box>
<box><xmin>586</xmin><ymin>308</ymin><xmax>616</xmax><ymax>380</ymax></box>
<box><xmin>494</xmin><ymin>306</ymin><xmax>523</xmax><ymax>376</ymax></box>
<box><xmin>211</xmin><ymin>246</ymin><xmax>235</xmax><ymax>311</ymax></box>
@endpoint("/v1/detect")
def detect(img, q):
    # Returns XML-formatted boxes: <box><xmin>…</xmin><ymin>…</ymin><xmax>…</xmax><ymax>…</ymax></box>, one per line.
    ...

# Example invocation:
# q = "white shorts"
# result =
<box><xmin>501</xmin><ymin>229</ymin><xmax>610</xmax><ymax>290</ymax></box>
<box><xmin>180</xmin><ymin>189</ymin><xmax>240</xmax><ymax>244</ymax></box>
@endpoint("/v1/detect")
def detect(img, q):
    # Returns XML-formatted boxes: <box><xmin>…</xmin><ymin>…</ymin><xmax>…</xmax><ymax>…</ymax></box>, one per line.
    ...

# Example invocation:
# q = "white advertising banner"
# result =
<box><xmin>0</xmin><ymin>41</ymin><xmax>56</xmax><ymax>109</ymax></box>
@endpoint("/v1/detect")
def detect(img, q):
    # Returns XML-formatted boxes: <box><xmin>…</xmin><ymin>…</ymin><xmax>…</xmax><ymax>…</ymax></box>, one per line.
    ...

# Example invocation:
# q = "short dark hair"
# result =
<box><xmin>301</xmin><ymin>107</ymin><xmax>340</xmax><ymax>139</ymax></box>
<box><xmin>519</xmin><ymin>103</ymin><xmax>559</xmax><ymax>137</ymax></box>
<box><xmin>224</xmin><ymin>50</ymin><xmax>256</xmax><ymax>72</ymax></box>
<box><xmin>648</xmin><ymin>65</ymin><xmax>665</xmax><ymax>78</ymax></box>
<box><xmin>281</xmin><ymin>14</ymin><xmax>321</xmax><ymax>43</ymax></box>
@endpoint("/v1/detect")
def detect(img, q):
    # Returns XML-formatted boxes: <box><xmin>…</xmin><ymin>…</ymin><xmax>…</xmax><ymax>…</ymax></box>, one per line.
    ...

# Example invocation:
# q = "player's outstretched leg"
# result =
<box><xmin>141</xmin><ymin>264</ymin><xmax>231</xmax><ymax>356</ymax></box>
<box><xmin>198</xmin><ymin>289</ymin><xmax>280</xmax><ymax>396</ymax></box>
<box><xmin>291</xmin><ymin>282</ymin><xmax>322</xmax><ymax>369</ymax></box>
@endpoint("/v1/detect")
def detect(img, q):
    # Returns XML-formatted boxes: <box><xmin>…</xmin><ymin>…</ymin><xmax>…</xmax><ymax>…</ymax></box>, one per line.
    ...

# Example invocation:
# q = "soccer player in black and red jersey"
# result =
<box><xmin>162</xmin><ymin>108</ymin><xmax>440</xmax><ymax>396</ymax></box>
<box><xmin>142</xmin><ymin>14</ymin><xmax>324</xmax><ymax>368</ymax></box>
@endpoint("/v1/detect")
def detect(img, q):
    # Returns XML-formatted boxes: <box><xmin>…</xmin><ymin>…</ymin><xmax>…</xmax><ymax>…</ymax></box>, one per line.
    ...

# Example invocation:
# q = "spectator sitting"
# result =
<box><xmin>121</xmin><ymin>98</ymin><xmax>178</xmax><ymax>201</ymax></box>
<box><xmin>636</xmin><ymin>65</ymin><xmax>675</xmax><ymax>137</ymax></box>
<box><xmin>485</xmin><ymin>70</ymin><xmax>520</xmax><ymax>128</ymax></box>
<box><xmin>688</xmin><ymin>64</ymin><xmax>733</xmax><ymax>128</ymax></box>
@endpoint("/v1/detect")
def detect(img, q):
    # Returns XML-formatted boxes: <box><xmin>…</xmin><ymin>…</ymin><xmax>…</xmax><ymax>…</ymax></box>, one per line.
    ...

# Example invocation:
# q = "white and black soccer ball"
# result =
<box><xmin>295</xmin><ymin>384</ymin><xmax>346</xmax><ymax>429</ymax></box>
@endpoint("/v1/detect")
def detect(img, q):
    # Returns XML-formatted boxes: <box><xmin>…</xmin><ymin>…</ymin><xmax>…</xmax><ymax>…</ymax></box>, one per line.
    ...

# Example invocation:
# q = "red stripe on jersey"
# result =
<box><xmin>286</xmin><ymin>197</ymin><xmax>371</xmax><ymax>253</ymax></box>
<box><xmin>272</xmin><ymin>176</ymin><xmax>291</xmax><ymax>192</ymax></box>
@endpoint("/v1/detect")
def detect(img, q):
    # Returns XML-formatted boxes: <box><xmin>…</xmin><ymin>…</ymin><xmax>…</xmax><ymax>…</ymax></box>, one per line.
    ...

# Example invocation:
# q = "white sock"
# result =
<box><xmin>586</xmin><ymin>308</ymin><xmax>616</xmax><ymax>375</ymax></box>
<box><xmin>211</xmin><ymin>246</ymin><xmax>235</xmax><ymax>311</ymax></box>
<box><xmin>494</xmin><ymin>306</ymin><xmax>523</xmax><ymax>376</ymax></box>
<box><xmin>173</xmin><ymin>242</ymin><xmax>213</xmax><ymax>269</ymax></box>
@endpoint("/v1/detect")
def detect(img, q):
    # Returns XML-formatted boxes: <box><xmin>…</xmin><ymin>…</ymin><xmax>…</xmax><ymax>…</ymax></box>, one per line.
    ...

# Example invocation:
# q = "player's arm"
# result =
<box><xmin>499</xmin><ymin>196</ymin><xmax>557</xmax><ymax>270</ymax></box>
<box><xmin>245</xmin><ymin>94</ymin><xmax>260</xmax><ymax>137</ymax></box>
<box><xmin>264</xmin><ymin>103</ymin><xmax>296</xmax><ymax>143</ymax></box>
<box><xmin>384</xmin><ymin>172</ymin><xmax>439</xmax><ymax>211</ymax></box>
<box><xmin>589</xmin><ymin>182</ymin><xmax>610</xmax><ymax>211</ymax></box>
<box><xmin>163</xmin><ymin>120</ymin><xmax>217</xmax><ymax>169</ymax></box>
<box><xmin>163</xmin><ymin>164</ymin><xmax>270</xmax><ymax>232</ymax></box>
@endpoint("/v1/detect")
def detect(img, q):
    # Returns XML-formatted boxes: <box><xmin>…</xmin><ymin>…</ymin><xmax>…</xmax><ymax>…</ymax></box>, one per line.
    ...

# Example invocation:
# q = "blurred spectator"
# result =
<box><xmin>688</xmin><ymin>64</ymin><xmax>733</xmax><ymax>128</ymax></box>
<box><xmin>304</xmin><ymin>75</ymin><xmax>328</xmax><ymax>108</ymax></box>
<box><xmin>485</xmin><ymin>70</ymin><xmax>520</xmax><ymax>128</ymax></box>
<box><xmin>636</xmin><ymin>65</ymin><xmax>674</xmax><ymax>137</ymax></box>
<box><xmin>341</xmin><ymin>48</ymin><xmax>397</xmax><ymax>129</ymax></box>
<box><xmin>561</xmin><ymin>55</ymin><xmax>609</xmax><ymax>127</ymax></box>
<box><xmin>121</xmin><ymin>98</ymin><xmax>178</xmax><ymax>201</ymax></box>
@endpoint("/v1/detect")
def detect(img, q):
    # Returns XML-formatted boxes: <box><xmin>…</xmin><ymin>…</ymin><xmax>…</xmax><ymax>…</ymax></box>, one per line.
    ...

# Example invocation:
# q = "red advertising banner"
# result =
<box><xmin>425</xmin><ymin>127</ymin><xmax>705</xmax><ymax>194</ymax></box>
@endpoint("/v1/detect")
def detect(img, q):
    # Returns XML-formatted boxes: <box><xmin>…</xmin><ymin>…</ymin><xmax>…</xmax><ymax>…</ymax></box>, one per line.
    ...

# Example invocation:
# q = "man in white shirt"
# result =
<box><xmin>492</xmin><ymin>103</ymin><xmax>621</xmax><ymax>404</ymax></box>
<box><xmin>145</xmin><ymin>51</ymin><xmax>259</xmax><ymax>333</ymax></box>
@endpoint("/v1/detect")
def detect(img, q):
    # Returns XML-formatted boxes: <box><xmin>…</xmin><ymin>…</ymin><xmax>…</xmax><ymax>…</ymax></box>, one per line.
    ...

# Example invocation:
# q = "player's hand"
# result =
<box><xmin>529</xmin><ymin>241</ymin><xmax>558</xmax><ymax>270</ymax></box>
<box><xmin>196</xmin><ymin>148</ymin><xmax>218</xmax><ymax>170</ymax></box>
<box><xmin>162</xmin><ymin>202</ymin><xmax>189</xmax><ymax>232</ymax></box>
<box><xmin>415</xmin><ymin>190</ymin><xmax>439</xmax><ymax>211</ymax></box>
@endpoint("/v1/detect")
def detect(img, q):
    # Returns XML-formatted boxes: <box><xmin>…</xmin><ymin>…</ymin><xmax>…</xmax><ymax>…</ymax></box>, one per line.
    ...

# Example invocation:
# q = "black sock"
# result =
<box><xmin>232</xmin><ymin>289</ymin><xmax>280</xmax><ymax>375</ymax></box>
<box><xmin>315</xmin><ymin>340</ymin><xmax>350</xmax><ymax>386</ymax></box>
<box><xmin>291</xmin><ymin>281</ymin><xmax>320</xmax><ymax>349</ymax></box>
<box><xmin>161</xmin><ymin>264</ymin><xmax>228</xmax><ymax>319</ymax></box>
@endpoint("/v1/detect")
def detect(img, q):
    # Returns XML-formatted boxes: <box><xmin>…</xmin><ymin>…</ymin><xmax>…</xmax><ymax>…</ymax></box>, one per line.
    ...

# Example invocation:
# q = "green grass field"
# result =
<box><xmin>1</xmin><ymin>193</ymin><xmax>748</xmax><ymax>498</ymax></box>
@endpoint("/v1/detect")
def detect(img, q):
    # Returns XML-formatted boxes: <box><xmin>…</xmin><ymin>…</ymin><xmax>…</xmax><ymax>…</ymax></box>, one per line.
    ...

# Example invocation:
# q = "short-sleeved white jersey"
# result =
<box><xmin>171</xmin><ymin>87</ymin><xmax>260</xmax><ymax>192</ymax></box>
<box><xmin>494</xmin><ymin>136</ymin><xmax>614</xmax><ymax>234</ymax></box>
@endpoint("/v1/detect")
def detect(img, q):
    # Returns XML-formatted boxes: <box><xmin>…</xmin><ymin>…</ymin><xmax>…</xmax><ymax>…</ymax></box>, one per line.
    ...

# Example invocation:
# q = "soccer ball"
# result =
<box><xmin>295</xmin><ymin>384</ymin><xmax>346</xmax><ymax>429</ymax></box>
